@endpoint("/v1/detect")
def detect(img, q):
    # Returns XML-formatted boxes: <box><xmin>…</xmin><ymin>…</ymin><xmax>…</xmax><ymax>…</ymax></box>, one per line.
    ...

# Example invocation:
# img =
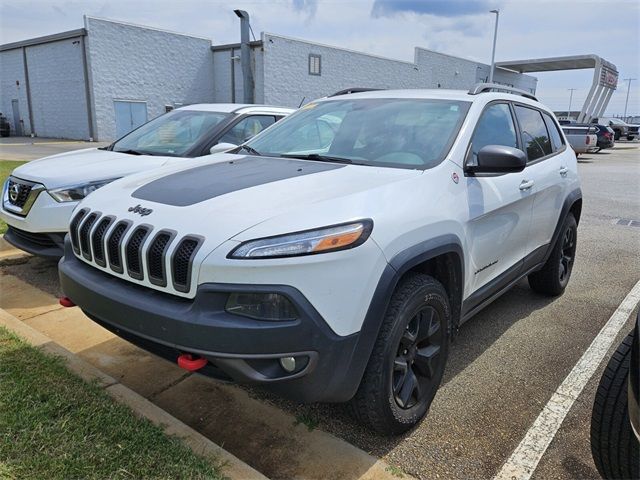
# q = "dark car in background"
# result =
<box><xmin>591</xmin><ymin>117</ymin><xmax>637</xmax><ymax>141</ymax></box>
<box><xmin>591</xmin><ymin>311</ymin><xmax>639</xmax><ymax>479</ymax></box>
<box><xmin>591</xmin><ymin>124</ymin><xmax>616</xmax><ymax>150</ymax></box>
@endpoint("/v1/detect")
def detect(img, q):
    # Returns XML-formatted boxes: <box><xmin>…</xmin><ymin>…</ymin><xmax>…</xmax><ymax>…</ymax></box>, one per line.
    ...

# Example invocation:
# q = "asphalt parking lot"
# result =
<box><xmin>0</xmin><ymin>137</ymin><xmax>109</xmax><ymax>161</ymax></box>
<box><xmin>0</xmin><ymin>142</ymin><xmax>638</xmax><ymax>479</ymax></box>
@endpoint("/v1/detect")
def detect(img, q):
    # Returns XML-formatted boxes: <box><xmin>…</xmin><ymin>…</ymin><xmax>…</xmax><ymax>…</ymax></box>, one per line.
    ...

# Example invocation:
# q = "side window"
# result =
<box><xmin>218</xmin><ymin>115</ymin><xmax>276</xmax><ymax>145</ymax></box>
<box><xmin>470</xmin><ymin>103</ymin><xmax>518</xmax><ymax>164</ymax></box>
<box><xmin>542</xmin><ymin>112</ymin><xmax>564</xmax><ymax>152</ymax></box>
<box><xmin>515</xmin><ymin>106</ymin><xmax>552</xmax><ymax>161</ymax></box>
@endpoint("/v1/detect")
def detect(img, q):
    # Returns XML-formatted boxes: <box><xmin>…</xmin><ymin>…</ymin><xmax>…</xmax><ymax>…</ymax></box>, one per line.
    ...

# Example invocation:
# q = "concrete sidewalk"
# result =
<box><xmin>0</xmin><ymin>247</ymin><xmax>403</xmax><ymax>480</ymax></box>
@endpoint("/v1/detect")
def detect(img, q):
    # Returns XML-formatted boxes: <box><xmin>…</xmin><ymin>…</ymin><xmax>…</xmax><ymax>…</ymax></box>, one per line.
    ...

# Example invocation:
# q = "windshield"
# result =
<box><xmin>607</xmin><ymin>118</ymin><xmax>627</xmax><ymax>126</ymax></box>
<box><xmin>244</xmin><ymin>98</ymin><xmax>470</xmax><ymax>169</ymax></box>
<box><xmin>112</xmin><ymin>110</ymin><xmax>230</xmax><ymax>156</ymax></box>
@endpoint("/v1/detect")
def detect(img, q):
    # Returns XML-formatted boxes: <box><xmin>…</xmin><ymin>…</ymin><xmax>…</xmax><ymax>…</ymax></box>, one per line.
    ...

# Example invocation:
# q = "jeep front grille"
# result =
<box><xmin>91</xmin><ymin>216</ymin><xmax>114</xmax><ymax>267</ymax></box>
<box><xmin>172</xmin><ymin>236</ymin><xmax>202</xmax><ymax>292</ymax></box>
<box><xmin>107</xmin><ymin>221</ymin><xmax>131</xmax><ymax>273</ymax></box>
<box><xmin>125</xmin><ymin>226</ymin><xmax>151</xmax><ymax>280</ymax></box>
<box><xmin>72</xmin><ymin>209</ymin><xmax>202</xmax><ymax>295</ymax></box>
<box><xmin>79</xmin><ymin>212</ymin><xmax>99</xmax><ymax>260</ymax></box>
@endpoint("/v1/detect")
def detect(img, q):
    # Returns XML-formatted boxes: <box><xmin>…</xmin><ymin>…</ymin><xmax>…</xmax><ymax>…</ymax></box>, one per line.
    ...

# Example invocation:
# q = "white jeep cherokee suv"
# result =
<box><xmin>59</xmin><ymin>85</ymin><xmax>582</xmax><ymax>434</ymax></box>
<box><xmin>1</xmin><ymin>104</ymin><xmax>292</xmax><ymax>257</ymax></box>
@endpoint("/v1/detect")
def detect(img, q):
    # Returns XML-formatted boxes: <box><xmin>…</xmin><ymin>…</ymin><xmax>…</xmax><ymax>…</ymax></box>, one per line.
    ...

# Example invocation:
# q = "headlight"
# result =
<box><xmin>228</xmin><ymin>219</ymin><xmax>373</xmax><ymax>259</ymax></box>
<box><xmin>48</xmin><ymin>178</ymin><xmax>119</xmax><ymax>202</ymax></box>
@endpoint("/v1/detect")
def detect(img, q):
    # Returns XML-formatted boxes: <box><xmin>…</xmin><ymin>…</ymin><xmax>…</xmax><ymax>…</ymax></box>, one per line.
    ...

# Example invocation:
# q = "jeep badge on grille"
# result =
<box><xmin>128</xmin><ymin>204</ymin><xmax>153</xmax><ymax>216</ymax></box>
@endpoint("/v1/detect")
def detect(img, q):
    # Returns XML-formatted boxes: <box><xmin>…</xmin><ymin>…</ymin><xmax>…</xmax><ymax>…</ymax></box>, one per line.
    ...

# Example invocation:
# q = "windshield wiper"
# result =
<box><xmin>114</xmin><ymin>149</ymin><xmax>145</xmax><ymax>156</ymax></box>
<box><xmin>235</xmin><ymin>145</ymin><xmax>262</xmax><ymax>156</ymax></box>
<box><xmin>280</xmin><ymin>153</ymin><xmax>353</xmax><ymax>164</ymax></box>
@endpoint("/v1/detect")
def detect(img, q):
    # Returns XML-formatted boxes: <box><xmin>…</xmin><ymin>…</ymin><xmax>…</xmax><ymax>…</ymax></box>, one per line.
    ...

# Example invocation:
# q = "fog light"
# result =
<box><xmin>225</xmin><ymin>292</ymin><xmax>298</xmax><ymax>321</ymax></box>
<box><xmin>280</xmin><ymin>356</ymin><xmax>296</xmax><ymax>373</ymax></box>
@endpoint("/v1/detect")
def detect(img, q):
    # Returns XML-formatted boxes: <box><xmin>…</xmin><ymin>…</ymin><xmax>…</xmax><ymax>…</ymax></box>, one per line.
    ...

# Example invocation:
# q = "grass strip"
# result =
<box><xmin>0</xmin><ymin>326</ymin><xmax>225</xmax><ymax>479</ymax></box>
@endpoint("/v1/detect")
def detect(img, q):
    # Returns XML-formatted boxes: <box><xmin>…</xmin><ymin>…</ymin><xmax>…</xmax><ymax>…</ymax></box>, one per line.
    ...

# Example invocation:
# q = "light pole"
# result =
<box><xmin>567</xmin><ymin>88</ymin><xmax>576</xmax><ymax>120</ymax></box>
<box><xmin>488</xmin><ymin>9</ymin><xmax>500</xmax><ymax>84</ymax></box>
<box><xmin>623</xmin><ymin>78</ymin><xmax>636</xmax><ymax>121</ymax></box>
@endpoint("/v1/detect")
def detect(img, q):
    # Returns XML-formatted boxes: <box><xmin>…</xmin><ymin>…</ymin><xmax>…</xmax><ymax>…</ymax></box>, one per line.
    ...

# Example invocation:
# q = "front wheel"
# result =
<box><xmin>350</xmin><ymin>273</ymin><xmax>450</xmax><ymax>434</ymax></box>
<box><xmin>528</xmin><ymin>213</ymin><xmax>577</xmax><ymax>296</ymax></box>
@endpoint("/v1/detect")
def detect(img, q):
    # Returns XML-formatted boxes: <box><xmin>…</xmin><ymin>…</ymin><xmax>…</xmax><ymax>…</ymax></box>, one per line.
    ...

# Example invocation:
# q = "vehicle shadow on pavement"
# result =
<box><xmin>244</xmin><ymin>279</ymin><xmax>556</xmax><ymax>457</ymax></box>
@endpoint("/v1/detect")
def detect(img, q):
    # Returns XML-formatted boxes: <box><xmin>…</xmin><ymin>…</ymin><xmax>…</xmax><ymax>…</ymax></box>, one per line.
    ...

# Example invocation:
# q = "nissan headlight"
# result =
<box><xmin>48</xmin><ymin>178</ymin><xmax>119</xmax><ymax>202</ymax></box>
<box><xmin>229</xmin><ymin>220</ymin><xmax>373</xmax><ymax>259</ymax></box>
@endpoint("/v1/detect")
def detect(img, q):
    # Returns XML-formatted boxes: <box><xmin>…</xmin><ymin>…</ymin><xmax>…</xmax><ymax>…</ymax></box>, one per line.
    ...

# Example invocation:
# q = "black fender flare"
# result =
<box><xmin>543</xmin><ymin>187</ymin><xmax>582</xmax><ymax>264</ymax></box>
<box><xmin>336</xmin><ymin>234</ymin><xmax>464</xmax><ymax>401</ymax></box>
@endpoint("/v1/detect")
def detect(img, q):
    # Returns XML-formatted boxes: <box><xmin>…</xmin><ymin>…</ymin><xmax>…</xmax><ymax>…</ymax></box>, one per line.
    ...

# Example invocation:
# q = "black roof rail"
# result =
<box><xmin>328</xmin><ymin>87</ymin><xmax>384</xmax><ymax>97</ymax></box>
<box><xmin>469</xmin><ymin>83</ymin><xmax>538</xmax><ymax>101</ymax></box>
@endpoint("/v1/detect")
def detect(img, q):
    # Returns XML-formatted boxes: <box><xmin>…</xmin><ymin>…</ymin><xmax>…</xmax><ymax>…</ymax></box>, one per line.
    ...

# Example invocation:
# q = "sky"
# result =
<box><xmin>1</xmin><ymin>0</ymin><xmax>638</xmax><ymax>116</ymax></box>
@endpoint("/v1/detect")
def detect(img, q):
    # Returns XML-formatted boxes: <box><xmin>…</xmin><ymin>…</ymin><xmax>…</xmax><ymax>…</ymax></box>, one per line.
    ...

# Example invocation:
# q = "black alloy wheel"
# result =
<box><xmin>392</xmin><ymin>306</ymin><xmax>444</xmax><ymax>409</ymax></box>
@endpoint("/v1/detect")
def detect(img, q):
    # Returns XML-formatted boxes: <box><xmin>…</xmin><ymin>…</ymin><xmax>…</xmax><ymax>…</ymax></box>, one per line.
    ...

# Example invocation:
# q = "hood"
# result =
<box><xmin>81</xmin><ymin>154</ymin><xmax>420</xmax><ymax>254</ymax></box>
<box><xmin>10</xmin><ymin>148</ymin><xmax>179</xmax><ymax>189</ymax></box>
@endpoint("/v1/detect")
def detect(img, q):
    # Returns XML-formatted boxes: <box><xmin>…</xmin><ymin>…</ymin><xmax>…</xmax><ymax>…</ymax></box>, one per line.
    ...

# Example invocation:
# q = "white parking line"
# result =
<box><xmin>494</xmin><ymin>279</ymin><xmax>640</xmax><ymax>480</ymax></box>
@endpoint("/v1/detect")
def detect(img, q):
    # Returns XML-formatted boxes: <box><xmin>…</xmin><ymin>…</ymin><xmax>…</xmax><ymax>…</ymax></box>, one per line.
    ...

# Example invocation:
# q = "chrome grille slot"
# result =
<box><xmin>69</xmin><ymin>209</ymin><xmax>88</xmax><ymax>255</ymax></box>
<box><xmin>107</xmin><ymin>221</ymin><xmax>131</xmax><ymax>274</ymax></box>
<box><xmin>91</xmin><ymin>216</ymin><xmax>114</xmax><ymax>267</ymax></box>
<box><xmin>79</xmin><ymin>212</ymin><xmax>99</xmax><ymax>260</ymax></box>
<box><xmin>171</xmin><ymin>236</ymin><xmax>203</xmax><ymax>293</ymax></box>
<box><xmin>147</xmin><ymin>231</ymin><xmax>174</xmax><ymax>287</ymax></box>
<box><xmin>125</xmin><ymin>226</ymin><xmax>151</xmax><ymax>280</ymax></box>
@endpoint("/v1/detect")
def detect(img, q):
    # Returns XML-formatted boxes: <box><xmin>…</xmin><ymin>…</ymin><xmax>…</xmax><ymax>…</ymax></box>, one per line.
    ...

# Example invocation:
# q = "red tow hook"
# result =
<box><xmin>59</xmin><ymin>297</ymin><xmax>76</xmax><ymax>307</ymax></box>
<box><xmin>177</xmin><ymin>353</ymin><xmax>208</xmax><ymax>372</ymax></box>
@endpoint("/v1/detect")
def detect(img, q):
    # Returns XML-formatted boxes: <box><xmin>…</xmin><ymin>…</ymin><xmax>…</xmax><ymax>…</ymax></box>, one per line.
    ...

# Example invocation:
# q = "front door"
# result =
<box><xmin>114</xmin><ymin>101</ymin><xmax>148</xmax><ymax>138</ymax></box>
<box><xmin>464</xmin><ymin>102</ymin><xmax>534</xmax><ymax>296</ymax></box>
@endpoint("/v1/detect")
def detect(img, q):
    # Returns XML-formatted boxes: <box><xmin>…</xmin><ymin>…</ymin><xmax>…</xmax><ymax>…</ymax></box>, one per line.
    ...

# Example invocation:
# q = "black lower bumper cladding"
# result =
<box><xmin>58</xmin><ymin>240</ymin><xmax>365</xmax><ymax>403</ymax></box>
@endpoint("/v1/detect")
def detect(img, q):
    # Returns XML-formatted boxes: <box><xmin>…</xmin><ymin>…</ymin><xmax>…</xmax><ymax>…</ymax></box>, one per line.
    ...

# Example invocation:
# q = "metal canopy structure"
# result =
<box><xmin>497</xmin><ymin>54</ymin><xmax>618</xmax><ymax>122</ymax></box>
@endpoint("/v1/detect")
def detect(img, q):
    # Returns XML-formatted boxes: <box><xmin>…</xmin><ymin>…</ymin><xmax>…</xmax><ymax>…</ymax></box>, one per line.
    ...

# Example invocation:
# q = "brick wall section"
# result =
<box><xmin>261</xmin><ymin>33</ymin><xmax>537</xmax><ymax>108</ymax></box>
<box><xmin>0</xmin><ymin>48</ymin><xmax>31</xmax><ymax>135</ymax></box>
<box><xmin>84</xmin><ymin>17</ymin><xmax>214</xmax><ymax>141</ymax></box>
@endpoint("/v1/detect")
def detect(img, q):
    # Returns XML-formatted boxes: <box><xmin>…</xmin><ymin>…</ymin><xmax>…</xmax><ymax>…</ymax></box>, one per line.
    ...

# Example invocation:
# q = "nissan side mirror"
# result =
<box><xmin>466</xmin><ymin>145</ymin><xmax>527</xmax><ymax>175</ymax></box>
<box><xmin>209</xmin><ymin>142</ymin><xmax>238</xmax><ymax>155</ymax></box>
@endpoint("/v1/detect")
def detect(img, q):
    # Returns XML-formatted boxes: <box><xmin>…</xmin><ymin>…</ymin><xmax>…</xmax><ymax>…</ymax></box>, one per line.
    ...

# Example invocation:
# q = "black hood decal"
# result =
<box><xmin>131</xmin><ymin>156</ymin><xmax>344</xmax><ymax>207</ymax></box>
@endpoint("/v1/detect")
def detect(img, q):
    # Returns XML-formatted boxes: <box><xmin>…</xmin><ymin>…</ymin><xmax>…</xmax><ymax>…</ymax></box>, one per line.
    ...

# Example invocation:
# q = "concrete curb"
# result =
<box><xmin>0</xmin><ymin>307</ymin><xmax>268</xmax><ymax>480</ymax></box>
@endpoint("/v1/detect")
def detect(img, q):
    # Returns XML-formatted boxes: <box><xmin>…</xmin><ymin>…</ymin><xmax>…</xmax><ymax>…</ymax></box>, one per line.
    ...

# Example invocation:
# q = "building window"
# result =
<box><xmin>309</xmin><ymin>54</ymin><xmax>321</xmax><ymax>76</ymax></box>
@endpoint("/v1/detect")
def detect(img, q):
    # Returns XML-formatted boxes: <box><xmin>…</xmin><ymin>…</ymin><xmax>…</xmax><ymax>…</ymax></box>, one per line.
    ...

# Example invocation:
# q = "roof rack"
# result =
<box><xmin>468</xmin><ymin>83</ymin><xmax>538</xmax><ymax>101</ymax></box>
<box><xmin>328</xmin><ymin>87</ymin><xmax>384</xmax><ymax>97</ymax></box>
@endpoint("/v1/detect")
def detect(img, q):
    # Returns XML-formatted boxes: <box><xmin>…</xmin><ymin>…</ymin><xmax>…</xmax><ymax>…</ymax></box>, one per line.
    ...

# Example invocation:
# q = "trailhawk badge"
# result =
<box><xmin>128</xmin><ymin>204</ymin><xmax>153</xmax><ymax>216</ymax></box>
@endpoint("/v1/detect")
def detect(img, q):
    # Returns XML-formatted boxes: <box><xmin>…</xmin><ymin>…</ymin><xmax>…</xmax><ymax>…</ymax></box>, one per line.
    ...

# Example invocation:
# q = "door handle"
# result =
<box><xmin>519</xmin><ymin>179</ymin><xmax>535</xmax><ymax>191</ymax></box>
<box><xmin>559</xmin><ymin>166</ymin><xmax>568</xmax><ymax>176</ymax></box>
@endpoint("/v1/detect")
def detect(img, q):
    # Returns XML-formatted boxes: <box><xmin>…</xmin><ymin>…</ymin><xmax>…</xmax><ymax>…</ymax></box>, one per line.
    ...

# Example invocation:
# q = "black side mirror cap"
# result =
<box><xmin>466</xmin><ymin>145</ymin><xmax>527</xmax><ymax>175</ymax></box>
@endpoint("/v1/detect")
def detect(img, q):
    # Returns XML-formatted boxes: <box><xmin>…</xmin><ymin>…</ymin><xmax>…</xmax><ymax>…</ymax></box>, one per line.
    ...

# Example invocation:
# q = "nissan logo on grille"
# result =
<box><xmin>9</xmin><ymin>183</ymin><xmax>20</xmax><ymax>203</ymax></box>
<box><xmin>128</xmin><ymin>204</ymin><xmax>153</xmax><ymax>216</ymax></box>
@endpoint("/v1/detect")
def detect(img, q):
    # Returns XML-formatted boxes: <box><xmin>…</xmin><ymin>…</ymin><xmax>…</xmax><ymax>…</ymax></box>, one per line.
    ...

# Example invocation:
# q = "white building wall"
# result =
<box><xmin>84</xmin><ymin>17</ymin><xmax>214</xmax><ymax>141</ymax></box>
<box><xmin>0</xmin><ymin>48</ymin><xmax>31</xmax><ymax>136</ymax></box>
<box><xmin>261</xmin><ymin>34</ymin><xmax>537</xmax><ymax>107</ymax></box>
<box><xmin>25</xmin><ymin>38</ymin><xmax>89</xmax><ymax>139</ymax></box>
<box><xmin>262</xmin><ymin>33</ymin><xmax>420</xmax><ymax>107</ymax></box>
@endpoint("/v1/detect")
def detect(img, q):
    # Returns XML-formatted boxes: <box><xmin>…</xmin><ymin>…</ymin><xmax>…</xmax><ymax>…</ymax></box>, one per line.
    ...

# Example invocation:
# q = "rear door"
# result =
<box><xmin>513</xmin><ymin>106</ymin><xmax>568</xmax><ymax>259</ymax></box>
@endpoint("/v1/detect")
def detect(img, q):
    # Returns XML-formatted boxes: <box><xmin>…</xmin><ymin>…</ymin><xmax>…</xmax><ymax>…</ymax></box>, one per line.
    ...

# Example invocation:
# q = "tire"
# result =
<box><xmin>627</xmin><ymin>136</ymin><xmax>636</xmax><ymax>141</ymax></box>
<box><xmin>615</xmin><ymin>131</ymin><xmax>621</xmax><ymax>141</ymax></box>
<box><xmin>350</xmin><ymin>273</ymin><xmax>451</xmax><ymax>434</ymax></box>
<box><xmin>528</xmin><ymin>213</ymin><xmax>577</xmax><ymax>296</ymax></box>
<box><xmin>591</xmin><ymin>331</ymin><xmax>639</xmax><ymax>479</ymax></box>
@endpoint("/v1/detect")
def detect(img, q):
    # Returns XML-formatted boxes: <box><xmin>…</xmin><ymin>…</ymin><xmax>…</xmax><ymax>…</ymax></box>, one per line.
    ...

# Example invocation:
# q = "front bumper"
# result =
<box><xmin>4</xmin><ymin>225</ymin><xmax>65</xmax><ymax>257</ymax></box>
<box><xmin>59</xmin><ymin>243</ymin><xmax>368</xmax><ymax>403</ymax></box>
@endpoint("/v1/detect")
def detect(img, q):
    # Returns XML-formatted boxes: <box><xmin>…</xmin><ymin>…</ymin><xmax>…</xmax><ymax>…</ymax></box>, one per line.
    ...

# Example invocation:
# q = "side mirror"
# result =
<box><xmin>209</xmin><ymin>142</ymin><xmax>238</xmax><ymax>154</ymax></box>
<box><xmin>466</xmin><ymin>145</ymin><xmax>527</xmax><ymax>174</ymax></box>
